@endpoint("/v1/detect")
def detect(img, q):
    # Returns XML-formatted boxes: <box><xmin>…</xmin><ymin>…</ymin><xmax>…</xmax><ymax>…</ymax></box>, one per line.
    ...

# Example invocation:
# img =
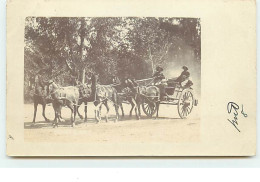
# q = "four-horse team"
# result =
<box><xmin>30</xmin><ymin>66</ymin><xmax>196</xmax><ymax>128</ymax></box>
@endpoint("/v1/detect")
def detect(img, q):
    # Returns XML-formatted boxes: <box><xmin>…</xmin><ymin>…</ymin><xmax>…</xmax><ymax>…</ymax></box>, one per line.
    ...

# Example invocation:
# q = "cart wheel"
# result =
<box><xmin>142</xmin><ymin>99</ymin><xmax>157</xmax><ymax>117</ymax></box>
<box><xmin>178</xmin><ymin>89</ymin><xmax>194</xmax><ymax>119</ymax></box>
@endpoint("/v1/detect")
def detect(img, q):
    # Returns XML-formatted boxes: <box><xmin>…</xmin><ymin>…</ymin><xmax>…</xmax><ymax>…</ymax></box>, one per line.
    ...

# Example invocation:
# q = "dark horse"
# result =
<box><xmin>31</xmin><ymin>74</ymin><xmax>53</xmax><ymax>124</ymax></box>
<box><xmin>75</xmin><ymin>74</ymin><xmax>97</xmax><ymax>122</ymax></box>
<box><xmin>123</xmin><ymin>78</ymin><xmax>160</xmax><ymax>119</ymax></box>
<box><xmin>112</xmin><ymin>78</ymin><xmax>140</xmax><ymax>120</ymax></box>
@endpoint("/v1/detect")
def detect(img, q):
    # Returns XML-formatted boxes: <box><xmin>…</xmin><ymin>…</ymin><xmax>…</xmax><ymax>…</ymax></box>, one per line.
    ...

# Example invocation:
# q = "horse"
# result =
<box><xmin>75</xmin><ymin>74</ymin><xmax>125</xmax><ymax>123</ymax></box>
<box><xmin>124</xmin><ymin>78</ymin><xmax>160</xmax><ymax>119</ymax></box>
<box><xmin>31</xmin><ymin>74</ymin><xmax>53</xmax><ymax>125</ymax></box>
<box><xmin>76</xmin><ymin>84</ymin><xmax>92</xmax><ymax>121</ymax></box>
<box><xmin>75</xmin><ymin>74</ymin><xmax>97</xmax><ymax>122</ymax></box>
<box><xmin>94</xmin><ymin>84</ymin><xmax>120</xmax><ymax>123</ymax></box>
<box><xmin>113</xmin><ymin>78</ymin><xmax>141</xmax><ymax>120</ymax></box>
<box><xmin>48</xmin><ymin>81</ymin><xmax>79</xmax><ymax>127</ymax></box>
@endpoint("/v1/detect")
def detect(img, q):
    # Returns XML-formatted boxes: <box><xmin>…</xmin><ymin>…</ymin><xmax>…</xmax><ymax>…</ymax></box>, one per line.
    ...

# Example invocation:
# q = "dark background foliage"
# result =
<box><xmin>24</xmin><ymin>17</ymin><xmax>201</xmax><ymax>102</ymax></box>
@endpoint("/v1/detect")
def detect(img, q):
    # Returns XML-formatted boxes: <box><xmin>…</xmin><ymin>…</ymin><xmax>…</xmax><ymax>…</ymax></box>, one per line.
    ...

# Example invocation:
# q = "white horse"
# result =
<box><xmin>48</xmin><ymin>81</ymin><xmax>79</xmax><ymax>127</ymax></box>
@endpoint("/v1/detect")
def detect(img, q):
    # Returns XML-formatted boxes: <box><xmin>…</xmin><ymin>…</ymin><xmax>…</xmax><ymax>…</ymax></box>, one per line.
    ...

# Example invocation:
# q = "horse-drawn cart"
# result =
<box><xmin>136</xmin><ymin>77</ymin><xmax>198</xmax><ymax>119</ymax></box>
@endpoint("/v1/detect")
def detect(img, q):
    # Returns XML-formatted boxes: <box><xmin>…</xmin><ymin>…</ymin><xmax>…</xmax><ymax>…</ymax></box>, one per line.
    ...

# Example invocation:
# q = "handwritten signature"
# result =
<box><xmin>227</xmin><ymin>102</ymin><xmax>248</xmax><ymax>132</ymax></box>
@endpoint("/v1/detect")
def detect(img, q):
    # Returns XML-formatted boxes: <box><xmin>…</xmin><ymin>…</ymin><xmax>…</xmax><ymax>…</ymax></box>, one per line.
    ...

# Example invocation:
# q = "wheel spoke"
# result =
<box><xmin>147</xmin><ymin>106</ymin><xmax>150</xmax><ymax>114</ymax></box>
<box><xmin>151</xmin><ymin>104</ymin><xmax>155</xmax><ymax>111</ymax></box>
<box><xmin>181</xmin><ymin>108</ymin><xmax>184</xmax><ymax>116</ymax></box>
<box><xmin>185</xmin><ymin>108</ymin><xmax>189</xmax><ymax>116</ymax></box>
<box><xmin>177</xmin><ymin>90</ymin><xmax>194</xmax><ymax>118</ymax></box>
<box><xmin>183</xmin><ymin>108</ymin><xmax>187</xmax><ymax>116</ymax></box>
<box><xmin>186</xmin><ymin>107</ymin><xmax>191</xmax><ymax>114</ymax></box>
<box><xmin>185</xmin><ymin>92</ymin><xmax>188</xmax><ymax>98</ymax></box>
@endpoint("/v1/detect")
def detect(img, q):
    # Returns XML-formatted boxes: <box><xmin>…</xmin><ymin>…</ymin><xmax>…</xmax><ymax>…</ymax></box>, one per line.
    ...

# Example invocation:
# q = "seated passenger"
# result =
<box><xmin>153</xmin><ymin>66</ymin><xmax>167</xmax><ymax>100</ymax></box>
<box><xmin>176</xmin><ymin>66</ymin><xmax>190</xmax><ymax>84</ymax></box>
<box><xmin>153</xmin><ymin>66</ymin><xmax>165</xmax><ymax>85</ymax></box>
<box><xmin>176</xmin><ymin>66</ymin><xmax>193</xmax><ymax>89</ymax></box>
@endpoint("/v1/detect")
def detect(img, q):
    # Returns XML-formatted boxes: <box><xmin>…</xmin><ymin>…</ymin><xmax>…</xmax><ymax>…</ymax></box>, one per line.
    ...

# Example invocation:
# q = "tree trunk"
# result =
<box><xmin>79</xmin><ymin>18</ymin><xmax>86</xmax><ymax>84</ymax></box>
<box><xmin>81</xmin><ymin>68</ymin><xmax>86</xmax><ymax>84</ymax></box>
<box><xmin>151</xmin><ymin>60</ymin><xmax>155</xmax><ymax>74</ymax></box>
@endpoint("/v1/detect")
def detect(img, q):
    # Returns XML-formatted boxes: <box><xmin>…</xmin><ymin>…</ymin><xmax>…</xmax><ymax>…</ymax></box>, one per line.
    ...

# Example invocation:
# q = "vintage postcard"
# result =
<box><xmin>6</xmin><ymin>0</ymin><xmax>256</xmax><ymax>156</ymax></box>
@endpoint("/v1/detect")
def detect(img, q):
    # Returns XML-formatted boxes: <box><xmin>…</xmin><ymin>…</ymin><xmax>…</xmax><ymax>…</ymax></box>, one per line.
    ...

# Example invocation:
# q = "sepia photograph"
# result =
<box><xmin>24</xmin><ymin>17</ymin><xmax>201</xmax><ymax>143</ymax></box>
<box><xmin>6</xmin><ymin>0</ymin><xmax>256</xmax><ymax>156</ymax></box>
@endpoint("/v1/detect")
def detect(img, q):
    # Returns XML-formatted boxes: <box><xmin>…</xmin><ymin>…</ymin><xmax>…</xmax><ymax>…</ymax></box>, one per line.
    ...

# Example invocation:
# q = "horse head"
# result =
<box><xmin>47</xmin><ymin>80</ymin><xmax>59</xmax><ymax>95</ymax></box>
<box><xmin>124</xmin><ymin>78</ymin><xmax>138</xmax><ymax>90</ymax></box>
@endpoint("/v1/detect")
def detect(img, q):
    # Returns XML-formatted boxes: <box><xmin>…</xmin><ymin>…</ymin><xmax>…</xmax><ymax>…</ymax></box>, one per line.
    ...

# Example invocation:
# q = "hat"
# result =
<box><xmin>156</xmin><ymin>66</ymin><xmax>163</xmax><ymax>72</ymax></box>
<box><xmin>182</xmin><ymin>66</ymin><xmax>188</xmax><ymax>70</ymax></box>
<box><xmin>48</xmin><ymin>79</ymin><xmax>54</xmax><ymax>84</ymax></box>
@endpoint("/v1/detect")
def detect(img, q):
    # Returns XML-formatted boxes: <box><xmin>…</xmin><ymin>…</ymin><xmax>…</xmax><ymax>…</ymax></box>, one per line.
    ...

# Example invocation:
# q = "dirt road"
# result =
<box><xmin>24</xmin><ymin>103</ymin><xmax>200</xmax><ymax>143</ymax></box>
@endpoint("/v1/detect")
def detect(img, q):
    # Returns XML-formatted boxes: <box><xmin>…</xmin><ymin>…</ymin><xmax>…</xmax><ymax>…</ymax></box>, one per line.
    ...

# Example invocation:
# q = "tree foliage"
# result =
<box><xmin>24</xmin><ymin>17</ymin><xmax>201</xmax><ymax>101</ymax></box>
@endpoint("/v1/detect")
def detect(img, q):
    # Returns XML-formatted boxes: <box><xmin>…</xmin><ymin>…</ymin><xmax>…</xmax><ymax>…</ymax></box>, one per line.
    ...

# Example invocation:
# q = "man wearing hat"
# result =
<box><xmin>153</xmin><ymin>66</ymin><xmax>165</xmax><ymax>85</ymax></box>
<box><xmin>176</xmin><ymin>66</ymin><xmax>193</xmax><ymax>88</ymax></box>
<box><xmin>176</xmin><ymin>66</ymin><xmax>190</xmax><ymax>83</ymax></box>
<box><xmin>153</xmin><ymin>66</ymin><xmax>166</xmax><ymax>100</ymax></box>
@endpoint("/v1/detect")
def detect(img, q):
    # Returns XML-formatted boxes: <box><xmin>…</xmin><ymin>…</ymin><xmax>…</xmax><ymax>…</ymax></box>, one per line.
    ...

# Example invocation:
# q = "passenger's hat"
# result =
<box><xmin>182</xmin><ymin>66</ymin><xmax>188</xmax><ymax>70</ymax></box>
<box><xmin>156</xmin><ymin>66</ymin><xmax>163</xmax><ymax>72</ymax></box>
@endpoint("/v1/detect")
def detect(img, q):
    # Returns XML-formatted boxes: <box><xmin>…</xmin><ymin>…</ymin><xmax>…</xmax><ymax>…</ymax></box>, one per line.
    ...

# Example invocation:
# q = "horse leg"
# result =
<box><xmin>59</xmin><ymin>109</ymin><xmax>63</xmax><ymax>120</ymax></box>
<box><xmin>56</xmin><ymin>104</ymin><xmax>64</xmax><ymax>127</ymax></box>
<box><xmin>133</xmin><ymin>99</ymin><xmax>139</xmax><ymax>120</ymax></box>
<box><xmin>42</xmin><ymin>104</ymin><xmax>50</xmax><ymax>122</ymax></box>
<box><xmin>53</xmin><ymin>111</ymin><xmax>58</xmax><ymax>128</ymax></box>
<box><xmin>94</xmin><ymin>101</ymin><xmax>102</xmax><ymax>123</ymax></box>
<box><xmin>32</xmin><ymin>102</ymin><xmax>38</xmax><ymax>124</ymax></box>
<box><xmin>137</xmin><ymin>103</ymin><xmax>141</xmax><ymax>120</ymax></box>
<box><xmin>94</xmin><ymin>107</ymin><xmax>98</xmax><ymax>123</ymax></box>
<box><xmin>98</xmin><ymin>104</ymin><xmax>102</xmax><ymax>122</ymax></box>
<box><xmin>52</xmin><ymin>102</ymin><xmax>58</xmax><ymax>128</ymax></box>
<box><xmin>137</xmin><ymin>97</ymin><xmax>142</xmax><ymax>119</ymax></box>
<box><xmin>77</xmin><ymin>99</ymin><xmax>83</xmax><ymax>119</ymax></box>
<box><xmin>103</xmin><ymin>100</ymin><xmax>110</xmax><ymax>122</ymax></box>
<box><xmin>74</xmin><ymin>104</ymin><xmax>77</xmax><ymax>126</ymax></box>
<box><xmin>128</xmin><ymin>99</ymin><xmax>134</xmax><ymax>117</ymax></box>
<box><xmin>84</xmin><ymin>102</ymin><xmax>88</xmax><ymax>122</ymax></box>
<box><xmin>114</xmin><ymin>104</ymin><xmax>119</xmax><ymax>122</ymax></box>
<box><xmin>155</xmin><ymin>101</ymin><xmax>160</xmax><ymax>119</ymax></box>
<box><xmin>67</xmin><ymin>103</ymin><xmax>75</xmax><ymax>127</ymax></box>
<box><xmin>98</xmin><ymin>103</ymin><xmax>103</xmax><ymax>121</ymax></box>
<box><xmin>58</xmin><ymin>104</ymin><xmax>65</xmax><ymax>122</ymax></box>
<box><xmin>52</xmin><ymin>102</ymin><xmax>59</xmax><ymax>122</ymax></box>
<box><xmin>120</xmin><ymin>104</ymin><xmax>124</xmax><ymax>119</ymax></box>
<box><xmin>118</xmin><ymin>97</ymin><xmax>124</xmax><ymax>118</ymax></box>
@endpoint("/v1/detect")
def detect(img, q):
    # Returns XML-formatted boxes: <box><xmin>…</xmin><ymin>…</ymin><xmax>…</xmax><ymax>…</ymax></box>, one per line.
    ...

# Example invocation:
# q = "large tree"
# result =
<box><xmin>24</xmin><ymin>17</ymin><xmax>201</xmax><ymax>101</ymax></box>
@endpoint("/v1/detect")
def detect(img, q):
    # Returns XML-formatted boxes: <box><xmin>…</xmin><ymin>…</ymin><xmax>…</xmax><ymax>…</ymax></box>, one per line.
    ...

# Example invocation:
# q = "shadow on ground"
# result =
<box><xmin>24</xmin><ymin>115</ymin><xmax>183</xmax><ymax>129</ymax></box>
